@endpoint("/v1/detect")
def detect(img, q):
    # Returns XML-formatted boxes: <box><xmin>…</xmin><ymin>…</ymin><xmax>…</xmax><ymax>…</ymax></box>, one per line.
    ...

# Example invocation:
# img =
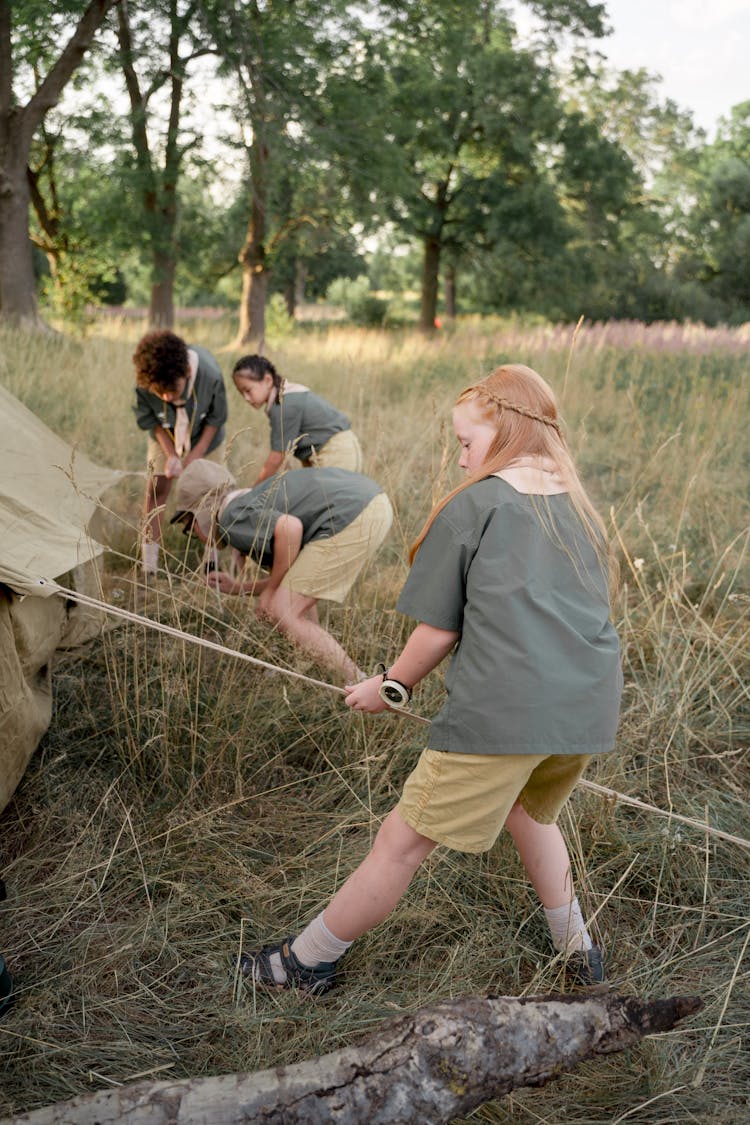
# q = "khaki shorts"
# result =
<box><xmin>305</xmin><ymin>429</ymin><xmax>363</xmax><ymax>472</ymax></box>
<box><xmin>146</xmin><ymin>438</ymin><xmax>225</xmax><ymax>477</ymax></box>
<box><xmin>397</xmin><ymin>748</ymin><xmax>592</xmax><ymax>854</ymax></box>
<box><xmin>280</xmin><ymin>492</ymin><xmax>392</xmax><ymax>602</ymax></box>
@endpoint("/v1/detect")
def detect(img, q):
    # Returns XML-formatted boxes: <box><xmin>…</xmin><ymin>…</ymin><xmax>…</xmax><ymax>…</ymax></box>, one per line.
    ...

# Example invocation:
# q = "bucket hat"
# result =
<box><xmin>171</xmin><ymin>460</ymin><xmax>236</xmax><ymax>528</ymax></box>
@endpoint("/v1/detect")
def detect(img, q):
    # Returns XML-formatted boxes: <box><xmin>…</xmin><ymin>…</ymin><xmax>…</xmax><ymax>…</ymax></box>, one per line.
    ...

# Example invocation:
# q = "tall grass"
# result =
<box><xmin>0</xmin><ymin>316</ymin><xmax>748</xmax><ymax>1122</ymax></box>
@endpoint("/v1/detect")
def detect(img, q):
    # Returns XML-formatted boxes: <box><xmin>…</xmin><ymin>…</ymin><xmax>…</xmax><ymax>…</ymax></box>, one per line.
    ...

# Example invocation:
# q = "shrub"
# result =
<box><xmin>326</xmin><ymin>275</ymin><xmax>389</xmax><ymax>325</ymax></box>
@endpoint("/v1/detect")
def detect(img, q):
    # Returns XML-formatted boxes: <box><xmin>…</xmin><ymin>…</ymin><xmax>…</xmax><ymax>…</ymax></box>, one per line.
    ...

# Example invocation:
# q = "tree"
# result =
<box><xmin>0</xmin><ymin>0</ymin><xmax>121</xmax><ymax>326</ymax></box>
<box><xmin>27</xmin><ymin>132</ymin><xmax>129</xmax><ymax>320</ymax></box>
<box><xmin>201</xmin><ymin>0</ymin><xmax>374</xmax><ymax>347</ymax></box>
<box><xmin>369</xmin><ymin>0</ymin><xmax>608</xmax><ymax>332</ymax></box>
<box><xmin>685</xmin><ymin>102</ymin><xmax>750</xmax><ymax>321</ymax></box>
<box><xmin>554</xmin><ymin>63</ymin><xmax>708</xmax><ymax>321</ymax></box>
<box><xmin>114</xmin><ymin>0</ymin><xmax>215</xmax><ymax>327</ymax></box>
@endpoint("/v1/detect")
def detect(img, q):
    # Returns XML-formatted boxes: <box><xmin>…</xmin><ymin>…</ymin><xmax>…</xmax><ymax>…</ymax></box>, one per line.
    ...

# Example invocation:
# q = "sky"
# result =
<box><xmin>590</xmin><ymin>0</ymin><xmax>749</xmax><ymax>138</ymax></box>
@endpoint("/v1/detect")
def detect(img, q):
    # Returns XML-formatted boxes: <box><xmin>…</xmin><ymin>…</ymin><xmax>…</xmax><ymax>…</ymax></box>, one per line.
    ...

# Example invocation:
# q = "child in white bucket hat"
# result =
<box><xmin>173</xmin><ymin>461</ymin><xmax>393</xmax><ymax>682</ymax></box>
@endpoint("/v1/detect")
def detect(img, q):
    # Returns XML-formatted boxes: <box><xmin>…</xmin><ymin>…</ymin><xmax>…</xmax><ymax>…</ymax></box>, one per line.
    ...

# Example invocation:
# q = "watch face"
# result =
<box><xmin>381</xmin><ymin>682</ymin><xmax>408</xmax><ymax>705</ymax></box>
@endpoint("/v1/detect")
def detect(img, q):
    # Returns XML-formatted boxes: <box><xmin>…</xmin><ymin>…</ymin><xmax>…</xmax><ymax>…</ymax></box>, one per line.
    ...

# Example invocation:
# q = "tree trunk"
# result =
<box><xmin>294</xmin><ymin>258</ymin><xmax>307</xmax><ymax>310</ymax></box>
<box><xmin>419</xmin><ymin>234</ymin><xmax>441</xmax><ymax>333</ymax></box>
<box><xmin>284</xmin><ymin>260</ymin><xmax>308</xmax><ymax>318</ymax></box>
<box><xmin>237</xmin><ymin>251</ymin><xmax>267</xmax><ymax>349</ymax></box>
<box><xmin>0</xmin><ymin>139</ymin><xmax>40</xmax><ymax>323</ymax></box>
<box><xmin>117</xmin><ymin>0</ymin><xmax>186</xmax><ymax>333</ymax></box>
<box><xmin>235</xmin><ymin>127</ymin><xmax>268</xmax><ymax>348</ymax></box>
<box><xmin>445</xmin><ymin>263</ymin><xmax>456</xmax><ymax>319</ymax></box>
<box><xmin>5</xmin><ymin>992</ymin><xmax>701</xmax><ymax>1125</ymax></box>
<box><xmin>149</xmin><ymin>251</ymin><xmax>176</xmax><ymax>328</ymax></box>
<box><xmin>0</xmin><ymin>0</ymin><xmax>121</xmax><ymax>327</ymax></box>
<box><xmin>284</xmin><ymin>278</ymin><xmax>295</xmax><ymax>318</ymax></box>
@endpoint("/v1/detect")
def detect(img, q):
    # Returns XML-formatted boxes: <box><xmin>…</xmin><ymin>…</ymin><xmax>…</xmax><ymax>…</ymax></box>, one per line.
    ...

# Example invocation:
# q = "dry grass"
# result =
<box><xmin>0</xmin><ymin>316</ymin><xmax>748</xmax><ymax>1122</ymax></box>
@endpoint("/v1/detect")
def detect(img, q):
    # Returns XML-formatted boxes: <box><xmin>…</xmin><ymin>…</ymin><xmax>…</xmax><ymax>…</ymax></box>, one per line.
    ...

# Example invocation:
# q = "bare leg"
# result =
<box><xmin>323</xmin><ymin>809</ymin><xmax>436</xmax><ymax>941</ymax></box>
<box><xmin>142</xmin><ymin>473</ymin><xmax>171</xmax><ymax>550</ymax></box>
<box><xmin>264</xmin><ymin>586</ymin><xmax>362</xmax><ymax>682</ymax></box>
<box><xmin>504</xmin><ymin>801</ymin><xmax>575</xmax><ymax>909</ymax></box>
<box><xmin>304</xmin><ymin>602</ymin><xmax>319</xmax><ymax>624</ymax></box>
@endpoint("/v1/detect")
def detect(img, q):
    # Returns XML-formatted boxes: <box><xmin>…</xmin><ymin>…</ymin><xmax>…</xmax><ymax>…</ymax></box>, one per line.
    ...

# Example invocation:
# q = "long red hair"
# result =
<box><xmin>410</xmin><ymin>365</ymin><xmax>611</xmax><ymax>581</ymax></box>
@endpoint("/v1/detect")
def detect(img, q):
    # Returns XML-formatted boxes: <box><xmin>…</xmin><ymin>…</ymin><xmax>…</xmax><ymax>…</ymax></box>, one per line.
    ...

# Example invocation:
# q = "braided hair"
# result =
<box><xmin>232</xmin><ymin>355</ymin><xmax>284</xmax><ymax>399</ymax></box>
<box><xmin>410</xmin><ymin>364</ymin><xmax>613</xmax><ymax>587</ymax></box>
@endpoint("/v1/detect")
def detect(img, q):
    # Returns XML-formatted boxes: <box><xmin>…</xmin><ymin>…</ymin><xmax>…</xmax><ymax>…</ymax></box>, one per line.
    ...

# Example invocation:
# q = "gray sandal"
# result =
<box><xmin>240</xmin><ymin>935</ymin><xmax>338</xmax><ymax>995</ymax></box>
<box><xmin>565</xmin><ymin>945</ymin><xmax>607</xmax><ymax>990</ymax></box>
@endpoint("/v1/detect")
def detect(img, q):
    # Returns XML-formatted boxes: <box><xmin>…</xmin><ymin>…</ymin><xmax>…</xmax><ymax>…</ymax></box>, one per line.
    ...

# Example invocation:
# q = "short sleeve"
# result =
<box><xmin>133</xmin><ymin>386</ymin><xmax>159</xmax><ymax>432</ymax></box>
<box><xmin>268</xmin><ymin>399</ymin><xmax>303</xmax><ymax>453</ymax></box>
<box><xmin>396</xmin><ymin>509</ymin><xmax>475</xmax><ymax>632</ymax></box>
<box><xmin>220</xmin><ymin>501</ymin><xmax>284</xmax><ymax>564</ymax></box>
<box><xmin>204</xmin><ymin>376</ymin><xmax>228</xmax><ymax>428</ymax></box>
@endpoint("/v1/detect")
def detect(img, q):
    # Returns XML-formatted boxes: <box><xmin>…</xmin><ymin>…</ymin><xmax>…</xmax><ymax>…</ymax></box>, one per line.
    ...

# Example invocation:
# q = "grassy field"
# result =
<box><xmin>0</xmin><ymin>315</ymin><xmax>748</xmax><ymax>1122</ymax></box>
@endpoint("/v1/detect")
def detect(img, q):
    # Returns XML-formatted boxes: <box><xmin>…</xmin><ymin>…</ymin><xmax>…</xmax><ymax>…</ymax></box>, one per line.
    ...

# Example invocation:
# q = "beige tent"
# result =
<box><xmin>0</xmin><ymin>382</ymin><xmax>120</xmax><ymax>815</ymax></box>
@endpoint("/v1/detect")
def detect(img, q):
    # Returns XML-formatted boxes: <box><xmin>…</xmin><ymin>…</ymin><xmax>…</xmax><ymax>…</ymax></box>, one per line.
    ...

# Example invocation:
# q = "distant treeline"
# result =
<box><xmin>2</xmin><ymin>1</ymin><xmax>749</xmax><ymax>340</ymax></box>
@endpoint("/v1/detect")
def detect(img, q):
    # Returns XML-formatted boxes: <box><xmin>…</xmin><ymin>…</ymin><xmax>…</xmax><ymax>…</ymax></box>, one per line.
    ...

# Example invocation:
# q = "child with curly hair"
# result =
<box><xmin>133</xmin><ymin>329</ymin><xmax>227</xmax><ymax>574</ymax></box>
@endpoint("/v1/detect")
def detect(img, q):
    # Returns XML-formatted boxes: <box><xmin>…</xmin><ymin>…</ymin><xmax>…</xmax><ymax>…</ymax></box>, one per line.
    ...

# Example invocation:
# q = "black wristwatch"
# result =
<box><xmin>377</xmin><ymin>667</ymin><xmax>412</xmax><ymax>709</ymax></box>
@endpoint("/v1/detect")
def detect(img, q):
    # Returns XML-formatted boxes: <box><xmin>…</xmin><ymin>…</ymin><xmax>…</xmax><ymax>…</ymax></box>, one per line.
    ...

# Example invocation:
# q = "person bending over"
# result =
<box><xmin>172</xmin><ymin>460</ymin><xmax>392</xmax><ymax>683</ymax></box>
<box><xmin>232</xmin><ymin>354</ymin><xmax>362</xmax><ymax>484</ymax></box>
<box><xmin>133</xmin><ymin>330</ymin><xmax>227</xmax><ymax>575</ymax></box>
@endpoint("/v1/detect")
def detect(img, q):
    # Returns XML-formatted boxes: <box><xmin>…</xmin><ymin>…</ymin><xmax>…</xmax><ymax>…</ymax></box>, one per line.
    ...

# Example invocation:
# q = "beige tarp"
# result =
<box><xmin>0</xmin><ymin>382</ymin><xmax>119</xmax><ymax>597</ymax></box>
<box><xmin>0</xmin><ymin>382</ymin><xmax>121</xmax><ymax>815</ymax></box>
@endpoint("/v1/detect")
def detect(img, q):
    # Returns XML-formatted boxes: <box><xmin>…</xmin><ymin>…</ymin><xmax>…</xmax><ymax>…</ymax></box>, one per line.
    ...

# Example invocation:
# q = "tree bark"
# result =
<box><xmin>118</xmin><ymin>0</ymin><xmax>192</xmax><ymax>331</ymax></box>
<box><xmin>149</xmin><ymin>249</ymin><xmax>176</xmax><ymax>328</ymax></box>
<box><xmin>419</xmin><ymin>172</ymin><xmax>452</xmax><ymax>334</ymax></box>
<box><xmin>284</xmin><ymin>277</ymin><xmax>296</xmax><ymax>318</ymax></box>
<box><xmin>236</xmin><ymin>129</ymin><xmax>268</xmax><ymax>348</ymax></box>
<box><xmin>291</xmin><ymin>257</ymin><xmax>308</xmax><ymax>317</ymax></box>
<box><xmin>0</xmin><ymin>0</ymin><xmax>120</xmax><ymax>325</ymax></box>
<box><xmin>419</xmin><ymin>233</ymin><xmax>441</xmax><ymax>334</ymax></box>
<box><xmin>5</xmin><ymin>992</ymin><xmax>701</xmax><ymax>1125</ymax></box>
<box><xmin>445</xmin><ymin>263</ymin><xmax>456</xmax><ymax>319</ymax></box>
<box><xmin>0</xmin><ymin>131</ymin><xmax>38</xmax><ymax>323</ymax></box>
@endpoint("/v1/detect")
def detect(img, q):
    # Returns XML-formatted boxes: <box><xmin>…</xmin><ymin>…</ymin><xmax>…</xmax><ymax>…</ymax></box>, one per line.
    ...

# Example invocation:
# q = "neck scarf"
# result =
<box><xmin>173</xmin><ymin>352</ymin><xmax>199</xmax><ymax>457</ymax></box>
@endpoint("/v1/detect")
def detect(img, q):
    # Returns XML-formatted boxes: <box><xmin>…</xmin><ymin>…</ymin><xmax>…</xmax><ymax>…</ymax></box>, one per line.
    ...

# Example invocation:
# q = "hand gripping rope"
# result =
<box><xmin>374</xmin><ymin>662</ymin><xmax>413</xmax><ymax>709</ymax></box>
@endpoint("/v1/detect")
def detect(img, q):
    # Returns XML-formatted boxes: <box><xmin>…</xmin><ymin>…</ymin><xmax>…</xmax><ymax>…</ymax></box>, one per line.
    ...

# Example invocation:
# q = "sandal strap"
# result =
<box><xmin>240</xmin><ymin>935</ymin><xmax>338</xmax><ymax>994</ymax></box>
<box><xmin>242</xmin><ymin>935</ymin><xmax>298</xmax><ymax>987</ymax></box>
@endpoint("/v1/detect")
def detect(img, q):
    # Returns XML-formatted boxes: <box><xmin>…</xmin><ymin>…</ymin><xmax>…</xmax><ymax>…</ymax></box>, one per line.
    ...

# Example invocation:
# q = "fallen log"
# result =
<box><xmin>6</xmin><ymin>992</ymin><xmax>701</xmax><ymax>1125</ymax></box>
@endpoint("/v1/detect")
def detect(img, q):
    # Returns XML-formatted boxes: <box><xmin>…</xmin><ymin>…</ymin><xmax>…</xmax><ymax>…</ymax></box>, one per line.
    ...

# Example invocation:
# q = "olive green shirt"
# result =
<box><xmin>218</xmin><ymin>467</ymin><xmax>381</xmax><ymax>568</ymax></box>
<box><xmin>268</xmin><ymin>391</ymin><xmax>351</xmax><ymax>462</ymax></box>
<box><xmin>397</xmin><ymin>478</ymin><xmax>622</xmax><ymax>755</ymax></box>
<box><xmin>133</xmin><ymin>345</ymin><xmax>227</xmax><ymax>453</ymax></box>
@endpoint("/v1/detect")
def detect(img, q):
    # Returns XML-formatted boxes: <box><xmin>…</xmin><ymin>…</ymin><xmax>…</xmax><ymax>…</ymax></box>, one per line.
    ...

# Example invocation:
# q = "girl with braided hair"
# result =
<box><xmin>232</xmin><ymin>354</ymin><xmax>363</xmax><ymax>484</ymax></box>
<box><xmin>241</xmin><ymin>364</ymin><xmax>622</xmax><ymax>996</ymax></box>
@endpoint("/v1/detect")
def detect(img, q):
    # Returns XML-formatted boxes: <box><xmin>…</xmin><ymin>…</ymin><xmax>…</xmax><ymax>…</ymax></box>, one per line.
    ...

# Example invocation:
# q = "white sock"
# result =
<box><xmin>142</xmin><ymin>542</ymin><xmax>159</xmax><ymax>574</ymax></box>
<box><xmin>259</xmin><ymin>913</ymin><xmax>353</xmax><ymax>985</ymax></box>
<box><xmin>544</xmin><ymin>898</ymin><xmax>593</xmax><ymax>954</ymax></box>
<box><xmin>292</xmin><ymin>912</ymin><xmax>353</xmax><ymax>966</ymax></box>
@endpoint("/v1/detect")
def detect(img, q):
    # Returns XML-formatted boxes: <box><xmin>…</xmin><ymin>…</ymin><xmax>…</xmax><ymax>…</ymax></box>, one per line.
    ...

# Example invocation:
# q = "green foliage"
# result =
<box><xmin>690</xmin><ymin>103</ymin><xmax>750</xmax><ymax>317</ymax></box>
<box><xmin>8</xmin><ymin>0</ymin><xmax>750</xmax><ymax>331</ymax></box>
<box><xmin>265</xmin><ymin>292</ymin><xmax>296</xmax><ymax>339</ymax></box>
<box><xmin>326</xmin><ymin>275</ymin><xmax>389</xmax><ymax>325</ymax></box>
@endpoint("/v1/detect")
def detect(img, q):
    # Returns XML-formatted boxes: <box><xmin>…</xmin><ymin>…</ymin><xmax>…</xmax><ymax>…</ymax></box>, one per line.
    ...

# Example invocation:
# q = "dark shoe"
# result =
<box><xmin>0</xmin><ymin>955</ymin><xmax>14</xmax><ymax>1019</ymax></box>
<box><xmin>240</xmin><ymin>935</ymin><xmax>338</xmax><ymax>996</ymax></box>
<box><xmin>565</xmin><ymin>946</ymin><xmax>607</xmax><ymax>990</ymax></box>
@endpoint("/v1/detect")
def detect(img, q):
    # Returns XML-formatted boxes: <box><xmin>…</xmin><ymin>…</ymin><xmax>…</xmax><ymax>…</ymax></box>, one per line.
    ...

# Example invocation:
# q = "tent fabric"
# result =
<box><xmin>0</xmin><ymin>588</ymin><xmax>68</xmax><ymax>815</ymax></box>
<box><xmin>0</xmin><ymin>382</ymin><xmax>121</xmax><ymax>815</ymax></box>
<box><xmin>0</xmin><ymin>381</ymin><xmax>120</xmax><ymax>597</ymax></box>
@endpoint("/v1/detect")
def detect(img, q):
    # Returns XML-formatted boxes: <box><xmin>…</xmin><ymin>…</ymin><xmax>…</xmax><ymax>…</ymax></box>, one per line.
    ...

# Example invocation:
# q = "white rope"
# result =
<box><xmin>57</xmin><ymin>584</ymin><xmax>345</xmax><ymax>696</ymax></box>
<box><xmin>577</xmin><ymin>780</ymin><xmax>750</xmax><ymax>853</ymax></box>
<box><xmin>55</xmin><ymin>584</ymin><xmax>750</xmax><ymax>856</ymax></box>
